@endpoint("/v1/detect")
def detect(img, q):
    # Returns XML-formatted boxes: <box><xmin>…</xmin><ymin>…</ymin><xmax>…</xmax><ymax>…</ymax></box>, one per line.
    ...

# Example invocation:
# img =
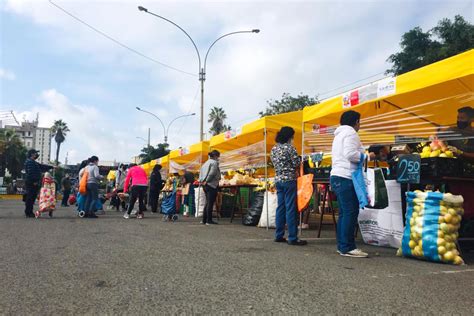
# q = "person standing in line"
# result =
<box><xmin>23</xmin><ymin>149</ymin><xmax>54</xmax><ymax>218</ymax></box>
<box><xmin>115</xmin><ymin>164</ymin><xmax>128</xmax><ymax>211</ymax></box>
<box><xmin>199</xmin><ymin>150</ymin><xmax>221</xmax><ymax>225</ymax></box>
<box><xmin>148</xmin><ymin>164</ymin><xmax>163</xmax><ymax>213</ymax></box>
<box><xmin>330</xmin><ymin>110</ymin><xmax>369</xmax><ymax>258</ymax></box>
<box><xmin>80</xmin><ymin>156</ymin><xmax>103</xmax><ymax>218</ymax></box>
<box><xmin>61</xmin><ymin>174</ymin><xmax>72</xmax><ymax>207</ymax></box>
<box><xmin>271</xmin><ymin>127</ymin><xmax>307</xmax><ymax>246</ymax></box>
<box><xmin>123</xmin><ymin>164</ymin><xmax>148</xmax><ymax>219</ymax></box>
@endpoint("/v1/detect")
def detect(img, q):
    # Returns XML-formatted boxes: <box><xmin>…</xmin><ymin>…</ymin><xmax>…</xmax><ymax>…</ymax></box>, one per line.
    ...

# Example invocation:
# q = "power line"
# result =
<box><xmin>317</xmin><ymin>71</ymin><xmax>385</xmax><ymax>99</ymax></box>
<box><xmin>48</xmin><ymin>0</ymin><xmax>196</xmax><ymax>77</ymax></box>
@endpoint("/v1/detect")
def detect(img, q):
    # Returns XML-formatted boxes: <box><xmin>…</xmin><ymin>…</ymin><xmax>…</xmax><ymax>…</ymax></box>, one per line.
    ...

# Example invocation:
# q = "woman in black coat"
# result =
<box><xmin>149</xmin><ymin>164</ymin><xmax>163</xmax><ymax>213</ymax></box>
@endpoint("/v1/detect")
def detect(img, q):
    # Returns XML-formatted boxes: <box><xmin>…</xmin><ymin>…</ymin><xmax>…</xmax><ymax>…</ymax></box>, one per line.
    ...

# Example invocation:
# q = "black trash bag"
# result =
<box><xmin>243</xmin><ymin>191</ymin><xmax>264</xmax><ymax>226</ymax></box>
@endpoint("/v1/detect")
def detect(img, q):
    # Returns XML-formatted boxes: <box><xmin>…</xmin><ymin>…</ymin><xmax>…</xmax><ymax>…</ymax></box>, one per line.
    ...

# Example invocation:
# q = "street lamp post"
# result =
<box><xmin>136</xmin><ymin>107</ymin><xmax>195</xmax><ymax>145</ymax></box>
<box><xmin>138</xmin><ymin>5</ymin><xmax>259</xmax><ymax>141</ymax></box>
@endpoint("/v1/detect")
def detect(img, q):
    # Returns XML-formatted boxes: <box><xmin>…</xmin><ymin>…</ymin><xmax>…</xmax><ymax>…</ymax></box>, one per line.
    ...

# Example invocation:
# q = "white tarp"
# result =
<box><xmin>358</xmin><ymin>180</ymin><xmax>404</xmax><ymax>248</ymax></box>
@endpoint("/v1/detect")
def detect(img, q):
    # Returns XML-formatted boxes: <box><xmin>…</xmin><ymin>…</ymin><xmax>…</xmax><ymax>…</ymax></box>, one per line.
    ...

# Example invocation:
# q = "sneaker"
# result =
<box><xmin>137</xmin><ymin>213</ymin><xmax>144</xmax><ymax>219</ymax></box>
<box><xmin>200</xmin><ymin>221</ymin><xmax>206</xmax><ymax>225</ymax></box>
<box><xmin>274</xmin><ymin>237</ymin><xmax>287</xmax><ymax>243</ymax></box>
<box><xmin>288</xmin><ymin>239</ymin><xmax>308</xmax><ymax>246</ymax></box>
<box><xmin>339</xmin><ymin>249</ymin><xmax>368</xmax><ymax>258</ymax></box>
<box><xmin>123</xmin><ymin>213</ymin><xmax>130</xmax><ymax>219</ymax></box>
<box><xmin>130</xmin><ymin>210</ymin><xmax>137</xmax><ymax>216</ymax></box>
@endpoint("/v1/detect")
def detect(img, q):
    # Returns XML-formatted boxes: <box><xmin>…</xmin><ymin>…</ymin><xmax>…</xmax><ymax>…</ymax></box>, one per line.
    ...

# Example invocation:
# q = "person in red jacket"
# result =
<box><xmin>123</xmin><ymin>164</ymin><xmax>148</xmax><ymax>219</ymax></box>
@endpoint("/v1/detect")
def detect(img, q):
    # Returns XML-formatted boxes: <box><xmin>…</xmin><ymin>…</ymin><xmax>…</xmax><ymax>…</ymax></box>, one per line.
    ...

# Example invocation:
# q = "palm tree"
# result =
<box><xmin>50</xmin><ymin>120</ymin><xmax>70</xmax><ymax>165</ymax></box>
<box><xmin>208</xmin><ymin>107</ymin><xmax>231</xmax><ymax>136</ymax></box>
<box><xmin>0</xmin><ymin>128</ymin><xmax>27</xmax><ymax>178</ymax></box>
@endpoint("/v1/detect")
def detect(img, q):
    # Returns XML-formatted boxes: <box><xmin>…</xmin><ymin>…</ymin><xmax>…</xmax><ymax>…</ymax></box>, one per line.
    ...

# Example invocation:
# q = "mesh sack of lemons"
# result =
<box><xmin>397</xmin><ymin>191</ymin><xmax>465</xmax><ymax>265</ymax></box>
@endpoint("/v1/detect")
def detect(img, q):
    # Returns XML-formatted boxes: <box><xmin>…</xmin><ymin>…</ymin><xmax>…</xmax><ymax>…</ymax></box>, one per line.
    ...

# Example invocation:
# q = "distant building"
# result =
<box><xmin>5</xmin><ymin>120</ymin><xmax>52</xmax><ymax>164</ymax></box>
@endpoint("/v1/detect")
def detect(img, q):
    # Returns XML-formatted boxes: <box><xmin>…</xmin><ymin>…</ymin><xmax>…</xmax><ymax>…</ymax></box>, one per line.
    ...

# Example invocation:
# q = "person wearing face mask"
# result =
<box><xmin>23</xmin><ymin>149</ymin><xmax>54</xmax><ymax>218</ymax></box>
<box><xmin>446</xmin><ymin>106</ymin><xmax>474</xmax><ymax>161</ymax></box>
<box><xmin>199</xmin><ymin>150</ymin><xmax>221</xmax><ymax>225</ymax></box>
<box><xmin>330</xmin><ymin>110</ymin><xmax>369</xmax><ymax>258</ymax></box>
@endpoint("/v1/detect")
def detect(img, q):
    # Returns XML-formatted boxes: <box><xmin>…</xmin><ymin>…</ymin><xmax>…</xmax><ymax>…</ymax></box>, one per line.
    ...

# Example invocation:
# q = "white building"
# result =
<box><xmin>5</xmin><ymin>120</ymin><xmax>52</xmax><ymax>164</ymax></box>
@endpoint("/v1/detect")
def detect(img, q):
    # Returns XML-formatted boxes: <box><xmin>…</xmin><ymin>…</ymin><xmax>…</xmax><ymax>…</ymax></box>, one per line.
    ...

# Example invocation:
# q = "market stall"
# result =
<box><xmin>210</xmin><ymin>111</ymin><xmax>304</xmax><ymax>227</ymax></box>
<box><xmin>302</xmin><ymin>49</ymin><xmax>474</xmax><ymax>257</ymax></box>
<box><xmin>168</xmin><ymin>141</ymin><xmax>210</xmax><ymax>173</ymax></box>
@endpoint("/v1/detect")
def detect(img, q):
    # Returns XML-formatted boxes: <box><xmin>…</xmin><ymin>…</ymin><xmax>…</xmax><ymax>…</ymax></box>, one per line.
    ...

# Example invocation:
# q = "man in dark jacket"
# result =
<box><xmin>61</xmin><ymin>174</ymin><xmax>72</xmax><ymax>207</ymax></box>
<box><xmin>24</xmin><ymin>149</ymin><xmax>54</xmax><ymax>217</ymax></box>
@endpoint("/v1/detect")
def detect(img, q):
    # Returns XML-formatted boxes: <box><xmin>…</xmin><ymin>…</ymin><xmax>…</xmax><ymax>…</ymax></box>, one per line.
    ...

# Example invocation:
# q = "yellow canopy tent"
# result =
<box><xmin>168</xmin><ymin>141</ymin><xmax>210</xmax><ymax>173</ymax></box>
<box><xmin>303</xmin><ymin>49</ymin><xmax>474</xmax><ymax>152</ymax></box>
<box><xmin>210</xmin><ymin>110</ymin><xmax>303</xmax><ymax>154</ymax></box>
<box><xmin>210</xmin><ymin>111</ymin><xmax>303</xmax><ymax>228</ymax></box>
<box><xmin>139</xmin><ymin>159</ymin><xmax>157</xmax><ymax>177</ymax></box>
<box><xmin>106</xmin><ymin>170</ymin><xmax>116</xmax><ymax>181</ymax></box>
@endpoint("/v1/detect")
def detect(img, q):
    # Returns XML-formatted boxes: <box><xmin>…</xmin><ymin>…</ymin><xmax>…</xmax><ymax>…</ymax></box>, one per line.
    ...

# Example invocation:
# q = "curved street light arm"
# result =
<box><xmin>166</xmin><ymin>113</ymin><xmax>196</xmax><ymax>138</ymax></box>
<box><xmin>136</xmin><ymin>107</ymin><xmax>166</xmax><ymax>138</ymax></box>
<box><xmin>139</xmin><ymin>7</ymin><xmax>201</xmax><ymax>72</ymax></box>
<box><xmin>203</xmin><ymin>30</ymin><xmax>259</xmax><ymax>72</ymax></box>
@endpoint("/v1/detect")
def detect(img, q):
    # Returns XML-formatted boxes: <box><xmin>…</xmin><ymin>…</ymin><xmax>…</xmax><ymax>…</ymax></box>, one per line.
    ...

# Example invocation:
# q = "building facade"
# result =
<box><xmin>5</xmin><ymin>120</ymin><xmax>52</xmax><ymax>164</ymax></box>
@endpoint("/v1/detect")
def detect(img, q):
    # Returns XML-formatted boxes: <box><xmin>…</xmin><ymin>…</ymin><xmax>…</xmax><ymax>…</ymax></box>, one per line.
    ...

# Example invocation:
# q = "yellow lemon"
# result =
<box><xmin>446</xmin><ymin>242</ymin><xmax>455</xmax><ymax>251</ymax></box>
<box><xmin>448</xmin><ymin>208</ymin><xmax>457</xmax><ymax>216</ymax></box>
<box><xmin>444</xmin><ymin>150</ymin><xmax>454</xmax><ymax>158</ymax></box>
<box><xmin>409</xmin><ymin>240</ymin><xmax>417</xmax><ymax>249</ymax></box>
<box><xmin>453</xmin><ymin>256</ymin><xmax>464</xmax><ymax>265</ymax></box>
<box><xmin>438</xmin><ymin>230</ymin><xmax>445</xmax><ymax>238</ymax></box>
<box><xmin>444</xmin><ymin>213</ymin><xmax>453</xmax><ymax>223</ymax></box>
<box><xmin>437</xmin><ymin>246</ymin><xmax>447</xmax><ymax>255</ymax></box>
<box><xmin>437</xmin><ymin>238</ymin><xmax>446</xmax><ymax>246</ymax></box>
<box><xmin>443</xmin><ymin>251</ymin><xmax>454</xmax><ymax>262</ymax></box>
<box><xmin>430</xmin><ymin>150</ymin><xmax>441</xmax><ymax>157</ymax></box>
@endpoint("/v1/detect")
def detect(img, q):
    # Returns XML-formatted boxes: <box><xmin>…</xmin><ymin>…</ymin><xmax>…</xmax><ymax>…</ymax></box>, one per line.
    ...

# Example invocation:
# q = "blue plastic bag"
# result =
<box><xmin>351</xmin><ymin>153</ymin><xmax>369</xmax><ymax>209</ymax></box>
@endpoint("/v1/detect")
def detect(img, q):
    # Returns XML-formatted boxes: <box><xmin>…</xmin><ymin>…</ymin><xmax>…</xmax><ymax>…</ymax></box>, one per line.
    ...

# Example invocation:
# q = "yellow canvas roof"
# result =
<box><xmin>169</xmin><ymin>141</ymin><xmax>210</xmax><ymax>165</ymax></box>
<box><xmin>210</xmin><ymin>110</ymin><xmax>303</xmax><ymax>153</ymax></box>
<box><xmin>303</xmin><ymin>49</ymin><xmax>474</xmax><ymax>139</ymax></box>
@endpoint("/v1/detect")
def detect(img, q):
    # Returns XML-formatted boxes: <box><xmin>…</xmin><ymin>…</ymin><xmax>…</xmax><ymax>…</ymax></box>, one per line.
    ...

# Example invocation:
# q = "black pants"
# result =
<box><xmin>149</xmin><ymin>188</ymin><xmax>161</xmax><ymax>213</ymax></box>
<box><xmin>203</xmin><ymin>185</ymin><xmax>218</xmax><ymax>223</ymax></box>
<box><xmin>85</xmin><ymin>183</ymin><xmax>99</xmax><ymax>214</ymax></box>
<box><xmin>127</xmin><ymin>186</ymin><xmax>148</xmax><ymax>215</ymax></box>
<box><xmin>62</xmin><ymin>189</ymin><xmax>71</xmax><ymax>206</ymax></box>
<box><xmin>24</xmin><ymin>181</ymin><xmax>40</xmax><ymax>216</ymax></box>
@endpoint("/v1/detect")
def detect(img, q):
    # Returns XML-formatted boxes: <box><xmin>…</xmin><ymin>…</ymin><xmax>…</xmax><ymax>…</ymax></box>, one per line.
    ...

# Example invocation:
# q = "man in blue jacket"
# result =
<box><xmin>24</xmin><ymin>149</ymin><xmax>54</xmax><ymax>218</ymax></box>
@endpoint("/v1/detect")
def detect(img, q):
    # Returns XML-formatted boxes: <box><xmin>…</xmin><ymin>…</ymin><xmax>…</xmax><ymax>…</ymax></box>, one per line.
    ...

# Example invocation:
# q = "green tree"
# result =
<box><xmin>208</xmin><ymin>107</ymin><xmax>231</xmax><ymax>136</ymax></box>
<box><xmin>259</xmin><ymin>93</ymin><xmax>318</xmax><ymax>117</ymax></box>
<box><xmin>0</xmin><ymin>128</ymin><xmax>27</xmax><ymax>178</ymax></box>
<box><xmin>139</xmin><ymin>143</ymin><xmax>169</xmax><ymax>164</ymax></box>
<box><xmin>51</xmin><ymin>120</ymin><xmax>70</xmax><ymax>165</ymax></box>
<box><xmin>386</xmin><ymin>15</ymin><xmax>474</xmax><ymax>75</ymax></box>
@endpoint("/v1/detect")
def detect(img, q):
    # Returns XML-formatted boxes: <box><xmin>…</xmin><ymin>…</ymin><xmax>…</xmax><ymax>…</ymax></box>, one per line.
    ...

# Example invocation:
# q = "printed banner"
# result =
<box><xmin>342</xmin><ymin>77</ymin><xmax>397</xmax><ymax>108</ymax></box>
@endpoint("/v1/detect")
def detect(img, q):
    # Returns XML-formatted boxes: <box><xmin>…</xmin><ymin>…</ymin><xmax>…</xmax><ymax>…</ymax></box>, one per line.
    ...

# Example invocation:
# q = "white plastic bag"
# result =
<box><xmin>358</xmin><ymin>180</ymin><xmax>403</xmax><ymax>248</ymax></box>
<box><xmin>366</xmin><ymin>168</ymin><xmax>389</xmax><ymax>209</ymax></box>
<box><xmin>194</xmin><ymin>187</ymin><xmax>206</xmax><ymax>218</ymax></box>
<box><xmin>258</xmin><ymin>192</ymin><xmax>277</xmax><ymax>228</ymax></box>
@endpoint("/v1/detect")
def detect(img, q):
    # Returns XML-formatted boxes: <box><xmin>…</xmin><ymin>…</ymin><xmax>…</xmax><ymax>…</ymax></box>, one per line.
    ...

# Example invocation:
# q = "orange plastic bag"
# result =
<box><xmin>297</xmin><ymin>164</ymin><xmax>314</xmax><ymax>212</ymax></box>
<box><xmin>79</xmin><ymin>169</ymin><xmax>89</xmax><ymax>196</ymax></box>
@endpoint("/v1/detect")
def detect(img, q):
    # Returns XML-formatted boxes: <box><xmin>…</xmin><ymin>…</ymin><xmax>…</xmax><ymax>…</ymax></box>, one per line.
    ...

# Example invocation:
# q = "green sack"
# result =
<box><xmin>368</xmin><ymin>168</ymin><xmax>389</xmax><ymax>209</ymax></box>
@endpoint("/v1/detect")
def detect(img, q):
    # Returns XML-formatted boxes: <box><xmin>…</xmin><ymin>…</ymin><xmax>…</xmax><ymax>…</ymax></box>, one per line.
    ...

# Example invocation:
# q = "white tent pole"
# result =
<box><xmin>196</xmin><ymin>153</ymin><xmax>202</xmax><ymax>218</ymax></box>
<box><xmin>264</xmin><ymin>127</ymin><xmax>269</xmax><ymax>230</ymax></box>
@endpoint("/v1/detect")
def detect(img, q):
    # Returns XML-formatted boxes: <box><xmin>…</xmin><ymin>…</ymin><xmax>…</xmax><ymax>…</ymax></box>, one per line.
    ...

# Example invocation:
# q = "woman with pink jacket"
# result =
<box><xmin>123</xmin><ymin>164</ymin><xmax>148</xmax><ymax>219</ymax></box>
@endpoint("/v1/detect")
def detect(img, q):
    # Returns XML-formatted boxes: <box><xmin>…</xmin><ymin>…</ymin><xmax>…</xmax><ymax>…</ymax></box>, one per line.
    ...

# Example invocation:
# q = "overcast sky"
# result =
<box><xmin>1</xmin><ymin>0</ymin><xmax>472</xmax><ymax>164</ymax></box>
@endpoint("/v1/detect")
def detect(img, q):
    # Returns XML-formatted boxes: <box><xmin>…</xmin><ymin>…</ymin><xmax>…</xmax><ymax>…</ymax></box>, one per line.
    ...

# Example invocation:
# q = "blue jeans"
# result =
<box><xmin>275</xmin><ymin>180</ymin><xmax>298</xmax><ymax>242</ymax></box>
<box><xmin>85</xmin><ymin>183</ymin><xmax>99</xmax><ymax>214</ymax></box>
<box><xmin>330</xmin><ymin>176</ymin><xmax>360</xmax><ymax>253</ymax></box>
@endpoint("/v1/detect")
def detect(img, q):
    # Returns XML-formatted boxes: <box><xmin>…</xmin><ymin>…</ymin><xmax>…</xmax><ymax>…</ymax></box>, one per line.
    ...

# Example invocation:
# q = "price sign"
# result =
<box><xmin>396</xmin><ymin>154</ymin><xmax>421</xmax><ymax>184</ymax></box>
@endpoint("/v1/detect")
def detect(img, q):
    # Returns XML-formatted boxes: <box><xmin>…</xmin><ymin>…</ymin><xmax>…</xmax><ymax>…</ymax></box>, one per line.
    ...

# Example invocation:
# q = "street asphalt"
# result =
<box><xmin>1</xmin><ymin>199</ymin><xmax>473</xmax><ymax>315</ymax></box>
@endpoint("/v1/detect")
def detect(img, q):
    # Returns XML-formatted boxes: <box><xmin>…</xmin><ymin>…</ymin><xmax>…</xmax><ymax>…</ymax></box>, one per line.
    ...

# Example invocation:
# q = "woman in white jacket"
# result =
<box><xmin>330</xmin><ymin>110</ymin><xmax>368</xmax><ymax>258</ymax></box>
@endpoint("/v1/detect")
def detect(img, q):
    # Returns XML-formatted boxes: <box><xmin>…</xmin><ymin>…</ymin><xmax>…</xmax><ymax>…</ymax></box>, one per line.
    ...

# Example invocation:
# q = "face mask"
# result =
<box><xmin>457</xmin><ymin>121</ymin><xmax>470</xmax><ymax>129</ymax></box>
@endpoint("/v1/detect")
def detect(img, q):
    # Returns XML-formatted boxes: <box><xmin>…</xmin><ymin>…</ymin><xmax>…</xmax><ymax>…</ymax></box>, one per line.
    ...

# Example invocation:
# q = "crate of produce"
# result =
<box><xmin>461</xmin><ymin>160</ymin><xmax>474</xmax><ymax>178</ymax></box>
<box><xmin>420</xmin><ymin>157</ymin><xmax>462</xmax><ymax>178</ymax></box>
<box><xmin>309</xmin><ymin>167</ymin><xmax>331</xmax><ymax>180</ymax></box>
